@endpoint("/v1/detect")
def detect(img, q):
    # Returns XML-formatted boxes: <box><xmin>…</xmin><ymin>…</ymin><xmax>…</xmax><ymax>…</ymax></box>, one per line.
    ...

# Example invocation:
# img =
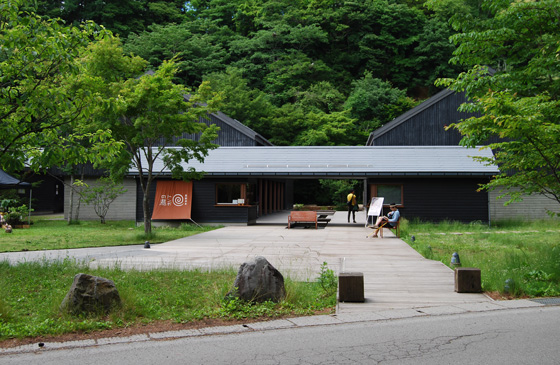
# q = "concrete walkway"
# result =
<box><xmin>0</xmin><ymin>210</ymin><xmax>491</xmax><ymax>313</ymax></box>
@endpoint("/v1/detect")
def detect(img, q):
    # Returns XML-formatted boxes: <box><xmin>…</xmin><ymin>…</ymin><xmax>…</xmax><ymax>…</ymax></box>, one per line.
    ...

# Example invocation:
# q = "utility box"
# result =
<box><xmin>455</xmin><ymin>268</ymin><xmax>482</xmax><ymax>293</ymax></box>
<box><xmin>338</xmin><ymin>272</ymin><xmax>364</xmax><ymax>302</ymax></box>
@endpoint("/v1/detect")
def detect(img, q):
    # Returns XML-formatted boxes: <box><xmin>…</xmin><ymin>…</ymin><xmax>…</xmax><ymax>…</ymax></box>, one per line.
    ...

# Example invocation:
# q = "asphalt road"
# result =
<box><xmin>2</xmin><ymin>306</ymin><xmax>558</xmax><ymax>365</ymax></box>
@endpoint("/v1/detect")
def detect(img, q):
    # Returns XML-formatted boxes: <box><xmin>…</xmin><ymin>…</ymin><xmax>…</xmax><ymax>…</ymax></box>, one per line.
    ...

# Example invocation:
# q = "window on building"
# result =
<box><xmin>216</xmin><ymin>183</ymin><xmax>255</xmax><ymax>205</ymax></box>
<box><xmin>370</xmin><ymin>184</ymin><xmax>403</xmax><ymax>206</ymax></box>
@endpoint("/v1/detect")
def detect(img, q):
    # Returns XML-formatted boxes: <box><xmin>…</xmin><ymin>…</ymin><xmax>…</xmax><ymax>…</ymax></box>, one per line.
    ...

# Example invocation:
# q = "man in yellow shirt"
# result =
<box><xmin>347</xmin><ymin>189</ymin><xmax>357</xmax><ymax>223</ymax></box>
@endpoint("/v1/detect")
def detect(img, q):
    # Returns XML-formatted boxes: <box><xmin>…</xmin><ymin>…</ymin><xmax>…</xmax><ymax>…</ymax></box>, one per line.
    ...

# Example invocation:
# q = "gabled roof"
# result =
<box><xmin>366</xmin><ymin>88</ymin><xmax>455</xmax><ymax>146</ymax></box>
<box><xmin>211</xmin><ymin>111</ymin><xmax>272</xmax><ymax>146</ymax></box>
<box><xmin>132</xmin><ymin>146</ymin><xmax>498</xmax><ymax>178</ymax></box>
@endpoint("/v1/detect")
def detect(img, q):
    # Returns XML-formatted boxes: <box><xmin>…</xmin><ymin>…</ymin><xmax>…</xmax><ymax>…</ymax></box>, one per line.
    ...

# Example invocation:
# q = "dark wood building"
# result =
<box><xmin>133</xmin><ymin>146</ymin><xmax>497</xmax><ymax>225</ymax></box>
<box><xmin>366</xmin><ymin>89</ymin><xmax>478</xmax><ymax>146</ymax></box>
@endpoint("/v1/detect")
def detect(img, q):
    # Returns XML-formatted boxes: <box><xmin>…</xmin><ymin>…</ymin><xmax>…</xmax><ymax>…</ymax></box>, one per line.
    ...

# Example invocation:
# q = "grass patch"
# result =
<box><xmin>0</xmin><ymin>259</ymin><xmax>336</xmax><ymax>340</ymax></box>
<box><xmin>0</xmin><ymin>218</ymin><xmax>219</xmax><ymax>252</ymax></box>
<box><xmin>400</xmin><ymin>219</ymin><xmax>560</xmax><ymax>298</ymax></box>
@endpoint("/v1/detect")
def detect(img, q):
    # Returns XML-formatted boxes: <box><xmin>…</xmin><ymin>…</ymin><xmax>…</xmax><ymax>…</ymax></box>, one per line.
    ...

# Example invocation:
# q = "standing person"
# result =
<box><xmin>347</xmin><ymin>189</ymin><xmax>357</xmax><ymax>223</ymax></box>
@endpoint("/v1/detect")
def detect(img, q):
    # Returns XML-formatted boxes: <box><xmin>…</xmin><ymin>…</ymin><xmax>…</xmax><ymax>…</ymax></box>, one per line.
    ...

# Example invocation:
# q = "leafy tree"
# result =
<box><xmin>344</xmin><ymin>72</ymin><xmax>416</xmax><ymax>141</ymax></box>
<box><xmin>124</xmin><ymin>23</ymin><xmax>230</xmax><ymax>86</ymax></box>
<box><xmin>81</xmin><ymin>177</ymin><xmax>128</xmax><ymax>224</ymax></box>
<box><xmin>84</xmin><ymin>39</ymin><xmax>221</xmax><ymax>234</ymax></box>
<box><xmin>294</xmin><ymin>110</ymin><xmax>356</xmax><ymax>146</ymax></box>
<box><xmin>0</xmin><ymin>0</ymin><xmax>121</xmax><ymax>173</ymax></box>
<box><xmin>319</xmin><ymin>179</ymin><xmax>362</xmax><ymax>207</ymax></box>
<box><xmin>203</xmin><ymin>68</ymin><xmax>276</xmax><ymax>134</ymax></box>
<box><xmin>294</xmin><ymin>81</ymin><xmax>346</xmax><ymax>114</ymax></box>
<box><xmin>34</xmin><ymin>0</ymin><xmax>188</xmax><ymax>38</ymax></box>
<box><xmin>431</xmin><ymin>0</ymin><xmax>560</xmax><ymax>211</ymax></box>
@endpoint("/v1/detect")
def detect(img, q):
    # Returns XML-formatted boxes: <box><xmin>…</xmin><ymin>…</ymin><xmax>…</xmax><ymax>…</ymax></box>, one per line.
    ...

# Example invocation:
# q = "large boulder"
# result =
<box><xmin>60</xmin><ymin>273</ymin><xmax>121</xmax><ymax>314</ymax></box>
<box><xmin>227</xmin><ymin>256</ymin><xmax>286</xmax><ymax>303</ymax></box>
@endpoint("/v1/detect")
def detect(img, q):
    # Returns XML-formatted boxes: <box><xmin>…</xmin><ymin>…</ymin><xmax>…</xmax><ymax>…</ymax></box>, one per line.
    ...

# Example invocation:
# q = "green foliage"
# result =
<box><xmin>3</xmin><ymin>205</ymin><xmax>31</xmax><ymax>226</ymax></box>
<box><xmin>403</xmin><ymin>220</ymin><xmax>560</xmax><ymax>297</ymax></box>
<box><xmin>317</xmin><ymin>262</ymin><xmax>337</xmax><ymax>297</ymax></box>
<box><xmin>34</xmin><ymin>0</ymin><xmax>188</xmax><ymax>38</ymax></box>
<box><xmin>0</xmin><ymin>199</ymin><xmax>20</xmax><ymax>211</ymax></box>
<box><xmin>433</xmin><ymin>0</ymin><xmax>560</xmax><ymax>210</ymax></box>
<box><xmin>344</xmin><ymin>72</ymin><xmax>416</xmax><ymax>141</ymax></box>
<box><xmin>0</xmin><ymin>258</ymin><xmax>335</xmax><ymax>339</ymax></box>
<box><xmin>81</xmin><ymin>177</ymin><xmax>128</xmax><ymax>224</ymax></box>
<box><xmin>0</xmin><ymin>218</ymin><xmax>220</xmax><ymax>252</ymax></box>
<box><xmin>319</xmin><ymin>180</ymin><xmax>362</xmax><ymax>206</ymax></box>
<box><xmin>0</xmin><ymin>0</ymin><xmax>122</xmax><ymax>173</ymax></box>
<box><xmin>82</xmin><ymin>38</ymin><xmax>222</xmax><ymax>234</ymax></box>
<box><xmin>124</xmin><ymin>23</ymin><xmax>229</xmax><ymax>87</ymax></box>
<box><xmin>203</xmin><ymin>68</ymin><xmax>276</xmax><ymax>134</ymax></box>
<box><xmin>39</xmin><ymin>0</ymin><xmax>464</xmax><ymax>147</ymax></box>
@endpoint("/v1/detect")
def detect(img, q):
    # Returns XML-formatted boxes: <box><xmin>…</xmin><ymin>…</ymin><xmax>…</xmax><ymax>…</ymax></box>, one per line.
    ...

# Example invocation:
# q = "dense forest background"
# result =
<box><xmin>32</xmin><ymin>0</ymin><xmax>472</xmax><ymax>146</ymax></box>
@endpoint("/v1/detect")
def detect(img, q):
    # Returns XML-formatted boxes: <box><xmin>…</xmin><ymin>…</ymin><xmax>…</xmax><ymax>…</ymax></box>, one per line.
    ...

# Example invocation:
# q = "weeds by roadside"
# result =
<box><xmin>0</xmin><ymin>258</ymin><xmax>336</xmax><ymax>341</ymax></box>
<box><xmin>400</xmin><ymin>219</ymin><xmax>560</xmax><ymax>297</ymax></box>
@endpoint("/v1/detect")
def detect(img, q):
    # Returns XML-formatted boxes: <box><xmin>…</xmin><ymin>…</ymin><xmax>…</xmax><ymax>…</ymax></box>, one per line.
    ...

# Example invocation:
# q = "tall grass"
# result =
<box><xmin>401</xmin><ymin>219</ymin><xmax>560</xmax><ymax>297</ymax></box>
<box><xmin>0</xmin><ymin>258</ymin><xmax>336</xmax><ymax>340</ymax></box>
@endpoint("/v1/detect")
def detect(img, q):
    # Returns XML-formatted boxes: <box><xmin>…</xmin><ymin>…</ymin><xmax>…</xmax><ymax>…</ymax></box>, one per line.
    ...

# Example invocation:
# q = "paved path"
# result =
<box><xmin>0</xmin><ymin>211</ymin><xmax>491</xmax><ymax>313</ymax></box>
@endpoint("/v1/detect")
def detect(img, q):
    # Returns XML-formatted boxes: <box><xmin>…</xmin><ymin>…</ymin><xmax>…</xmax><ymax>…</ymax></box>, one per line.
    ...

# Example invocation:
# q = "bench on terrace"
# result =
<box><xmin>288</xmin><ymin>211</ymin><xmax>317</xmax><ymax>229</ymax></box>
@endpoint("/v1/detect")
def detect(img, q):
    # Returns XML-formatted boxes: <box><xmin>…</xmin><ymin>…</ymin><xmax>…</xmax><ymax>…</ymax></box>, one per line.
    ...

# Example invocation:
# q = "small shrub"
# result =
<box><xmin>4</xmin><ymin>205</ymin><xmax>31</xmax><ymax>226</ymax></box>
<box><xmin>317</xmin><ymin>262</ymin><xmax>337</xmax><ymax>297</ymax></box>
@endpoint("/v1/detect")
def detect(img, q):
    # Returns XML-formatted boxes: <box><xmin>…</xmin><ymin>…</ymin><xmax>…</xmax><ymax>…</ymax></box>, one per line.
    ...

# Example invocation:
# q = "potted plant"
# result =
<box><xmin>4</xmin><ymin>205</ymin><xmax>32</xmax><ymax>228</ymax></box>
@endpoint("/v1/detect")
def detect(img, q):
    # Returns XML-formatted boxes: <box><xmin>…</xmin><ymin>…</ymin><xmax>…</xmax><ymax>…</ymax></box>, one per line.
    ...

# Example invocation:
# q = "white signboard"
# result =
<box><xmin>367</xmin><ymin>197</ymin><xmax>384</xmax><ymax>217</ymax></box>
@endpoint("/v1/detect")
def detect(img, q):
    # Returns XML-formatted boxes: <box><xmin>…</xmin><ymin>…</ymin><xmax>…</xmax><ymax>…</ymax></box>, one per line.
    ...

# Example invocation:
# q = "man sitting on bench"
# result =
<box><xmin>372</xmin><ymin>204</ymin><xmax>400</xmax><ymax>238</ymax></box>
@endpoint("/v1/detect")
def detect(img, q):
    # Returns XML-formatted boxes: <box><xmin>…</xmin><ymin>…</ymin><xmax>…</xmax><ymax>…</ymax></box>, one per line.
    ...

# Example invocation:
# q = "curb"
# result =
<box><xmin>1</xmin><ymin>299</ymin><xmax>554</xmax><ymax>356</ymax></box>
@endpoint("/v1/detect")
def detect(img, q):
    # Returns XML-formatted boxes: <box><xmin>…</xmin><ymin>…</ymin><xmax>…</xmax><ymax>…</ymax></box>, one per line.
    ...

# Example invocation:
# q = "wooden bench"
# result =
<box><xmin>288</xmin><ymin>211</ymin><xmax>317</xmax><ymax>229</ymax></box>
<box><xmin>379</xmin><ymin>218</ymin><xmax>400</xmax><ymax>238</ymax></box>
<box><xmin>367</xmin><ymin>218</ymin><xmax>401</xmax><ymax>238</ymax></box>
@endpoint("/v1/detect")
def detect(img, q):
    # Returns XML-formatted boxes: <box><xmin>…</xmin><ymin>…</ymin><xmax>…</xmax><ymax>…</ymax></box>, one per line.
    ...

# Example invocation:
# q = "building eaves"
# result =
<box><xmin>130</xmin><ymin>146</ymin><xmax>499</xmax><ymax>178</ymax></box>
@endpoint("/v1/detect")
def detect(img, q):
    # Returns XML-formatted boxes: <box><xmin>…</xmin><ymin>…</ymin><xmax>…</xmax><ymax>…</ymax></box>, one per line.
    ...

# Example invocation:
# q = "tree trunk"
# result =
<box><xmin>68</xmin><ymin>175</ymin><xmax>74</xmax><ymax>224</ymax></box>
<box><xmin>73</xmin><ymin>169</ymin><xmax>85</xmax><ymax>222</ymax></box>
<box><xmin>143</xmin><ymin>191</ymin><xmax>151</xmax><ymax>235</ymax></box>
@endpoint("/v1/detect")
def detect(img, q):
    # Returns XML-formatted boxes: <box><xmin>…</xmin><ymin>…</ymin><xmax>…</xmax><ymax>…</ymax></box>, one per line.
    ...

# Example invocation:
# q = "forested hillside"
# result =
<box><xmin>34</xmin><ymin>0</ymin><xmax>471</xmax><ymax>146</ymax></box>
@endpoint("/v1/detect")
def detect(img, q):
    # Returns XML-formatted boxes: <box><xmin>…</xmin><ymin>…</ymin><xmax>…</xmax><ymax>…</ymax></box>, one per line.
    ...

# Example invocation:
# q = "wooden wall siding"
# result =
<box><xmin>369</xmin><ymin>177</ymin><xmax>489</xmax><ymax>223</ymax></box>
<box><xmin>155</xmin><ymin>114</ymin><xmax>257</xmax><ymax>147</ymax></box>
<box><xmin>192</xmin><ymin>179</ymin><xmax>250</xmax><ymax>223</ymax></box>
<box><xmin>28</xmin><ymin>174</ymin><xmax>64</xmax><ymax>213</ymax></box>
<box><xmin>372</xmin><ymin>92</ymin><xmax>478</xmax><ymax>146</ymax></box>
<box><xmin>137</xmin><ymin>178</ymin><xmax>290</xmax><ymax>224</ymax></box>
<box><xmin>258</xmin><ymin>179</ymin><xmax>286</xmax><ymax>216</ymax></box>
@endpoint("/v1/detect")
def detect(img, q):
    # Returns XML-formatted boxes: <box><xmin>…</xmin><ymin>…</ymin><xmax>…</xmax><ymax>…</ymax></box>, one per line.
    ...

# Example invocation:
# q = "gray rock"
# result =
<box><xmin>61</xmin><ymin>273</ymin><xmax>121</xmax><ymax>314</ymax></box>
<box><xmin>227</xmin><ymin>256</ymin><xmax>286</xmax><ymax>303</ymax></box>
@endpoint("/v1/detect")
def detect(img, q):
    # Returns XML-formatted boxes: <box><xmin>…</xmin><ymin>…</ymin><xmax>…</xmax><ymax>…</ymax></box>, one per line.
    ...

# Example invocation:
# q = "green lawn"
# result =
<box><xmin>0</xmin><ymin>218</ymin><xmax>337</xmax><ymax>341</ymax></box>
<box><xmin>1</xmin><ymin>217</ymin><xmax>559</xmax><ymax>341</ymax></box>
<box><xmin>400</xmin><ymin>219</ymin><xmax>560</xmax><ymax>298</ymax></box>
<box><xmin>0</xmin><ymin>218</ymin><xmax>218</xmax><ymax>252</ymax></box>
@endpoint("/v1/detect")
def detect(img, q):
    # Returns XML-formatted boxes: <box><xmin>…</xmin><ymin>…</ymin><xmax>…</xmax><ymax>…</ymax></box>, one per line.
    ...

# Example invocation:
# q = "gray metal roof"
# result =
<box><xmin>132</xmin><ymin>146</ymin><xmax>498</xmax><ymax>178</ymax></box>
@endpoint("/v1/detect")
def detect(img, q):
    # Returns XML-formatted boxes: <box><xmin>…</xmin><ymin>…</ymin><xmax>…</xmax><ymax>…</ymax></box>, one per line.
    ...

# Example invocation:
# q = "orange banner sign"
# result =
<box><xmin>151</xmin><ymin>181</ymin><xmax>193</xmax><ymax>220</ymax></box>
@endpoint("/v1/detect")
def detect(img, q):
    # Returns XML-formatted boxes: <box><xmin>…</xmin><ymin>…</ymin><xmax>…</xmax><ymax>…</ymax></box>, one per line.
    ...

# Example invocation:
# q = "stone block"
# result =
<box><xmin>338</xmin><ymin>272</ymin><xmax>364</xmax><ymax>302</ymax></box>
<box><xmin>454</xmin><ymin>268</ymin><xmax>482</xmax><ymax>293</ymax></box>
